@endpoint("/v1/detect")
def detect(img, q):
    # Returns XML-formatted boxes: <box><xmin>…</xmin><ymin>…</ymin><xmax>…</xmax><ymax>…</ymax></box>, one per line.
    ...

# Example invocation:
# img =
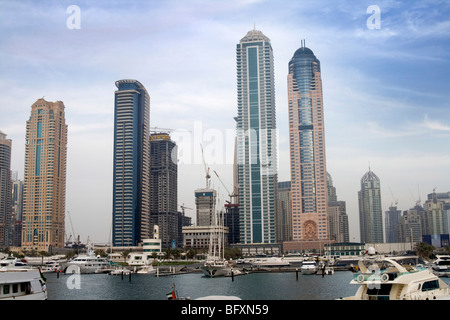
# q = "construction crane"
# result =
<box><xmin>389</xmin><ymin>187</ymin><xmax>398</xmax><ymax>207</ymax></box>
<box><xmin>200</xmin><ymin>144</ymin><xmax>211</xmax><ymax>189</ymax></box>
<box><xmin>180</xmin><ymin>204</ymin><xmax>193</xmax><ymax>216</ymax></box>
<box><xmin>213</xmin><ymin>170</ymin><xmax>238</xmax><ymax>205</ymax></box>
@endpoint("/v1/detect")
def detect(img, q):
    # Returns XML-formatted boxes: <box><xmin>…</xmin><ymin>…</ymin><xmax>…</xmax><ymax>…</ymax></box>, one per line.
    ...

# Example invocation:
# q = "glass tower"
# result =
<box><xmin>0</xmin><ymin>130</ymin><xmax>12</xmax><ymax>247</ymax></box>
<box><xmin>113</xmin><ymin>79</ymin><xmax>150</xmax><ymax>246</ymax></box>
<box><xmin>22</xmin><ymin>99</ymin><xmax>67</xmax><ymax>252</ymax></box>
<box><xmin>358</xmin><ymin>169</ymin><xmax>384</xmax><ymax>243</ymax></box>
<box><xmin>288</xmin><ymin>41</ymin><xmax>328</xmax><ymax>241</ymax></box>
<box><xmin>236</xmin><ymin>29</ymin><xmax>277</xmax><ymax>244</ymax></box>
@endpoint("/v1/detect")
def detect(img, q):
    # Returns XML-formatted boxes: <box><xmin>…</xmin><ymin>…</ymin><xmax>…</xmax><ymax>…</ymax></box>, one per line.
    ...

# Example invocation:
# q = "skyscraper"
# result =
<box><xmin>113</xmin><ymin>79</ymin><xmax>150</xmax><ymax>246</ymax></box>
<box><xmin>358</xmin><ymin>169</ymin><xmax>384</xmax><ymax>243</ymax></box>
<box><xmin>0</xmin><ymin>130</ymin><xmax>12</xmax><ymax>247</ymax></box>
<box><xmin>236</xmin><ymin>29</ymin><xmax>277</xmax><ymax>244</ymax></box>
<box><xmin>149</xmin><ymin>132</ymin><xmax>178</xmax><ymax>249</ymax></box>
<box><xmin>22</xmin><ymin>99</ymin><xmax>67</xmax><ymax>252</ymax></box>
<box><xmin>288</xmin><ymin>41</ymin><xmax>328</xmax><ymax>242</ymax></box>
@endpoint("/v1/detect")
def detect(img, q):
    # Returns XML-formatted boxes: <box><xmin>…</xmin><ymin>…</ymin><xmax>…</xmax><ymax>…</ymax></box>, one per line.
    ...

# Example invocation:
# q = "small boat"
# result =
<box><xmin>109</xmin><ymin>267</ymin><xmax>131</xmax><ymax>276</ymax></box>
<box><xmin>432</xmin><ymin>255</ymin><xmax>450</xmax><ymax>277</ymax></box>
<box><xmin>41</xmin><ymin>261</ymin><xmax>61</xmax><ymax>273</ymax></box>
<box><xmin>300</xmin><ymin>260</ymin><xmax>317</xmax><ymax>274</ymax></box>
<box><xmin>340</xmin><ymin>248</ymin><xmax>450</xmax><ymax>300</ymax></box>
<box><xmin>0</xmin><ymin>255</ymin><xmax>29</xmax><ymax>268</ymax></box>
<box><xmin>135</xmin><ymin>264</ymin><xmax>156</xmax><ymax>274</ymax></box>
<box><xmin>0</xmin><ymin>267</ymin><xmax>47</xmax><ymax>300</ymax></box>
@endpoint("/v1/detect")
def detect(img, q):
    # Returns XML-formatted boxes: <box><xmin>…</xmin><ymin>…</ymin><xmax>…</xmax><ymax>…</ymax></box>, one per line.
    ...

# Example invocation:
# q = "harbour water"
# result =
<box><xmin>41</xmin><ymin>270</ymin><xmax>392</xmax><ymax>300</ymax></box>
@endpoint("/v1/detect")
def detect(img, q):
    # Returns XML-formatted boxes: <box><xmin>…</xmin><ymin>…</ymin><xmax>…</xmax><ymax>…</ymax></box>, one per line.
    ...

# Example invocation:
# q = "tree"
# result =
<box><xmin>415</xmin><ymin>242</ymin><xmax>434</xmax><ymax>259</ymax></box>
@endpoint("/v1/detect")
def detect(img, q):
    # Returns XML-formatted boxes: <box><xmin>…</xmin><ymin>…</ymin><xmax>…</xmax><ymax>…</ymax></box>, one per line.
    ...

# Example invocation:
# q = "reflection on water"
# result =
<box><xmin>46</xmin><ymin>271</ymin><xmax>361</xmax><ymax>300</ymax></box>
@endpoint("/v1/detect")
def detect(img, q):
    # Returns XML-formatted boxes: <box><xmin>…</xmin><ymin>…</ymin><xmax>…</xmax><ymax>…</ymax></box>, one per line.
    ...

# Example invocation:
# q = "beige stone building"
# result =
<box><xmin>22</xmin><ymin>99</ymin><xmax>67</xmax><ymax>252</ymax></box>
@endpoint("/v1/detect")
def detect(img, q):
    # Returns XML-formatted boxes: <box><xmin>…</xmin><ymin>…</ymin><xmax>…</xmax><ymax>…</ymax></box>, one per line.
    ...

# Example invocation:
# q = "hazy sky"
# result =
<box><xmin>1</xmin><ymin>0</ymin><xmax>450</xmax><ymax>244</ymax></box>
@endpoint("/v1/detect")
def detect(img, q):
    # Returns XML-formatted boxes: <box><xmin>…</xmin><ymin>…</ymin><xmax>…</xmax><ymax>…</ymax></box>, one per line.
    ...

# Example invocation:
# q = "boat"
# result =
<box><xmin>0</xmin><ymin>255</ymin><xmax>29</xmax><ymax>268</ymax></box>
<box><xmin>65</xmin><ymin>243</ymin><xmax>111</xmax><ymax>274</ymax></box>
<box><xmin>0</xmin><ymin>267</ymin><xmax>47</xmax><ymax>300</ymax></box>
<box><xmin>201</xmin><ymin>259</ymin><xmax>232</xmax><ymax>277</ymax></box>
<box><xmin>251</xmin><ymin>257</ymin><xmax>290</xmax><ymax>268</ymax></box>
<box><xmin>109</xmin><ymin>267</ymin><xmax>131</xmax><ymax>276</ymax></box>
<box><xmin>41</xmin><ymin>261</ymin><xmax>61</xmax><ymax>273</ymax></box>
<box><xmin>301</xmin><ymin>260</ymin><xmax>318</xmax><ymax>274</ymax></box>
<box><xmin>432</xmin><ymin>255</ymin><xmax>450</xmax><ymax>277</ymax></box>
<box><xmin>316</xmin><ymin>261</ymin><xmax>334</xmax><ymax>275</ymax></box>
<box><xmin>135</xmin><ymin>264</ymin><xmax>156</xmax><ymax>274</ymax></box>
<box><xmin>340</xmin><ymin>249</ymin><xmax>450</xmax><ymax>300</ymax></box>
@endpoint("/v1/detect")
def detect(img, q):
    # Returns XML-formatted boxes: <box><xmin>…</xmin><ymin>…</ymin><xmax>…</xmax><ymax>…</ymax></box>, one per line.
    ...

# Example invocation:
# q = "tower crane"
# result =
<box><xmin>213</xmin><ymin>170</ymin><xmax>238</xmax><ymax>205</ymax></box>
<box><xmin>200</xmin><ymin>144</ymin><xmax>211</xmax><ymax>189</ymax></box>
<box><xmin>180</xmin><ymin>204</ymin><xmax>193</xmax><ymax>216</ymax></box>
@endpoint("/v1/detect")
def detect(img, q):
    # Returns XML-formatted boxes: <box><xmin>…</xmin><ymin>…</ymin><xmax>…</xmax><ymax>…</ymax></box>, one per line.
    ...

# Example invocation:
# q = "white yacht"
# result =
<box><xmin>340</xmin><ymin>254</ymin><xmax>450</xmax><ymax>300</ymax></box>
<box><xmin>432</xmin><ymin>255</ymin><xmax>450</xmax><ymax>277</ymax></box>
<box><xmin>252</xmin><ymin>257</ymin><xmax>290</xmax><ymax>268</ymax></box>
<box><xmin>301</xmin><ymin>260</ymin><xmax>318</xmax><ymax>274</ymax></box>
<box><xmin>201</xmin><ymin>259</ymin><xmax>232</xmax><ymax>277</ymax></box>
<box><xmin>65</xmin><ymin>245</ymin><xmax>110</xmax><ymax>274</ymax></box>
<box><xmin>0</xmin><ymin>255</ymin><xmax>28</xmax><ymax>268</ymax></box>
<box><xmin>0</xmin><ymin>267</ymin><xmax>47</xmax><ymax>300</ymax></box>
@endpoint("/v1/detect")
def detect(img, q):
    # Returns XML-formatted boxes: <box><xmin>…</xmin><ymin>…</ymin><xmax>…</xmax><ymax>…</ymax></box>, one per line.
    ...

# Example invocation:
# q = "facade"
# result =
<box><xmin>11</xmin><ymin>176</ymin><xmax>24</xmax><ymax>247</ymax></box>
<box><xmin>288</xmin><ymin>41</ymin><xmax>328</xmax><ymax>242</ymax></box>
<box><xmin>277</xmin><ymin>181</ymin><xmax>292</xmax><ymax>242</ymax></box>
<box><xmin>112</xmin><ymin>79</ymin><xmax>151</xmax><ymax>246</ymax></box>
<box><xmin>397</xmin><ymin>208</ymin><xmax>422</xmax><ymax>244</ymax></box>
<box><xmin>182</xmin><ymin>225</ymin><xmax>228</xmax><ymax>251</ymax></box>
<box><xmin>195</xmin><ymin>188</ymin><xmax>217</xmax><ymax>226</ymax></box>
<box><xmin>358</xmin><ymin>169</ymin><xmax>384</xmax><ymax>243</ymax></box>
<box><xmin>149</xmin><ymin>133</ymin><xmax>178</xmax><ymax>249</ymax></box>
<box><xmin>0</xmin><ymin>131</ymin><xmax>12</xmax><ymax>247</ymax></box>
<box><xmin>385</xmin><ymin>206</ymin><xmax>401</xmax><ymax>243</ymax></box>
<box><xmin>327</xmin><ymin>172</ymin><xmax>349</xmax><ymax>243</ymax></box>
<box><xmin>22</xmin><ymin>99</ymin><xmax>67</xmax><ymax>252</ymax></box>
<box><xmin>422</xmin><ymin>191</ymin><xmax>448</xmax><ymax>236</ymax></box>
<box><xmin>236</xmin><ymin>28</ymin><xmax>277</xmax><ymax>244</ymax></box>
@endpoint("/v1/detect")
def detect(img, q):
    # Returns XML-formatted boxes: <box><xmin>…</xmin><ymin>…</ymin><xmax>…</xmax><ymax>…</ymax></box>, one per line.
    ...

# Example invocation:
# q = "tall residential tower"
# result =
<box><xmin>236</xmin><ymin>29</ymin><xmax>277</xmax><ymax>244</ymax></box>
<box><xmin>0</xmin><ymin>130</ymin><xmax>12</xmax><ymax>247</ymax></box>
<box><xmin>288</xmin><ymin>42</ymin><xmax>328</xmax><ymax>244</ymax></box>
<box><xmin>358</xmin><ymin>169</ymin><xmax>384</xmax><ymax>243</ymax></box>
<box><xmin>113</xmin><ymin>79</ymin><xmax>151</xmax><ymax>246</ymax></box>
<box><xmin>22</xmin><ymin>99</ymin><xmax>67</xmax><ymax>252</ymax></box>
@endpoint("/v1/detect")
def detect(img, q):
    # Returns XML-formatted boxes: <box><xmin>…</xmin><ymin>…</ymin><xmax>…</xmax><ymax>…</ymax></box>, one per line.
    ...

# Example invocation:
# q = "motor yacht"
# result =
<box><xmin>340</xmin><ymin>251</ymin><xmax>450</xmax><ymax>300</ymax></box>
<box><xmin>251</xmin><ymin>257</ymin><xmax>290</xmax><ymax>268</ymax></box>
<box><xmin>432</xmin><ymin>255</ymin><xmax>450</xmax><ymax>277</ymax></box>
<box><xmin>0</xmin><ymin>267</ymin><xmax>47</xmax><ymax>300</ymax></box>
<box><xmin>300</xmin><ymin>260</ymin><xmax>318</xmax><ymax>274</ymax></box>
<box><xmin>65</xmin><ymin>244</ymin><xmax>110</xmax><ymax>274</ymax></box>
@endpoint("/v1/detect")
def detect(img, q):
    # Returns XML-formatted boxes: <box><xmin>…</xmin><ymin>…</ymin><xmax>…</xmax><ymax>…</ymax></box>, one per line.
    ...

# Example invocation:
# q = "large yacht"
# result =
<box><xmin>432</xmin><ymin>255</ymin><xmax>450</xmax><ymax>277</ymax></box>
<box><xmin>0</xmin><ymin>267</ymin><xmax>47</xmax><ymax>300</ymax></box>
<box><xmin>340</xmin><ymin>249</ymin><xmax>450</xmax><ymax>300</ymax></box>
<box><xmin>65</xmin><ymin>244</ymin><xmax>110</xmax><ymax>274</ymax></box>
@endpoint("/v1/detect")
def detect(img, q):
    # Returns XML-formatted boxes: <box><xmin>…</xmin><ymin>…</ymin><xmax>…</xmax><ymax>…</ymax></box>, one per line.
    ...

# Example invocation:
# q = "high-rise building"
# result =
<box><xmin>423</xmin><ymin>191</ymin><xmax>448</xmax><ymax>236</ymax></box>
<box><xmin>236</xmin><ymin>28</ymin><xmax>277</xmax><ymax>244</ymax></box>
<box><xmin>22</xmin><ymin>99</ymin><xmax>67</xmax><ymax>252</ymax></box>
<box><xmin>11</xmin><ymin>176</ymin><xmax>24</xmax><ymax>247</ymax></box>
<box><xmin>149</xmin><ymin>132</ymin><xmax>178</xmax><ymax>249</ymax></box>
<box><xmin>112</xmin><ymin>79</ymin><xmax>150</xmax><ymax>246</ymax></box>
<box><xmin>288</xmin><ymin>41</ymin><xmax>328</xmax><ymax>242</ymax></box>
<box><xmin>327</xmin><ymin>172</ymin><xmax>349</xmax><ymax>243</ymax></box>
<box><xmin>358</xmin><ymin>169</ymin><xmax>384</xmax><ymax>243</ymax></box>
<box><xmin>385</xmin><ymin>205</ymin><xmax>401</xmax><ymax>243</ymax></box>
<box><xmin>277</xmin><ymin>181</ymin><xmax>292</xmax><ymax>242</ymax></box>
<box><xmin>0</xmin><ymin>130</ymin><xmax>12</xmax><ymax>247</ymax></box>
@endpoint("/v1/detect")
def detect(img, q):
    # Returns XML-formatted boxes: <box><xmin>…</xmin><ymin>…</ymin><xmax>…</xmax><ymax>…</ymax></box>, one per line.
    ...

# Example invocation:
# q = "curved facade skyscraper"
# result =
<box><xmin>113</xmin><ymin>79</ymin><xmax>150</xmax><ymax>246</ymax></box>
<box><xmin>236</xmin><ymin>29</ymin><xmax>277</xmax><ymax>244</ymax></box>
<box><xmin>358</xmin><ymin>169</ymin><xmax>384</xmax><ymax>243</ymax></box>
<box><xmin>288</xmin><ymin>42</ymin><xmax>328</xmax><ymax>243</ymax></box>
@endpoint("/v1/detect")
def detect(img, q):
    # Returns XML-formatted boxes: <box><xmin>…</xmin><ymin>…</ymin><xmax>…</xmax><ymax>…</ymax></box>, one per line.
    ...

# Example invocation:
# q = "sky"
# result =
<box><xmin>1</xmin><ymin>0</ymin><xmax>450</xmax><ymax>244</ymax></box>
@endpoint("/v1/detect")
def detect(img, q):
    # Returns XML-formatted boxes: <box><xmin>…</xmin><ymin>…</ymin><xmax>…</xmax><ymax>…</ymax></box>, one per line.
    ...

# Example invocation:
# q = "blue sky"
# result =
<box><xmin>1</xmin><ymin>0</ymin><xmax>450</xmax><ymax>243</ymax></box>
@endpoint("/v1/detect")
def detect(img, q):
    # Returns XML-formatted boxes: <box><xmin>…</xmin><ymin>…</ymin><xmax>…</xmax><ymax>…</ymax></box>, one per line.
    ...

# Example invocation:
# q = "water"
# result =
<box><xmin>45</xmin><ymin>270</ymin><xmax>360</xmax><ymax>300</ymax></box>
